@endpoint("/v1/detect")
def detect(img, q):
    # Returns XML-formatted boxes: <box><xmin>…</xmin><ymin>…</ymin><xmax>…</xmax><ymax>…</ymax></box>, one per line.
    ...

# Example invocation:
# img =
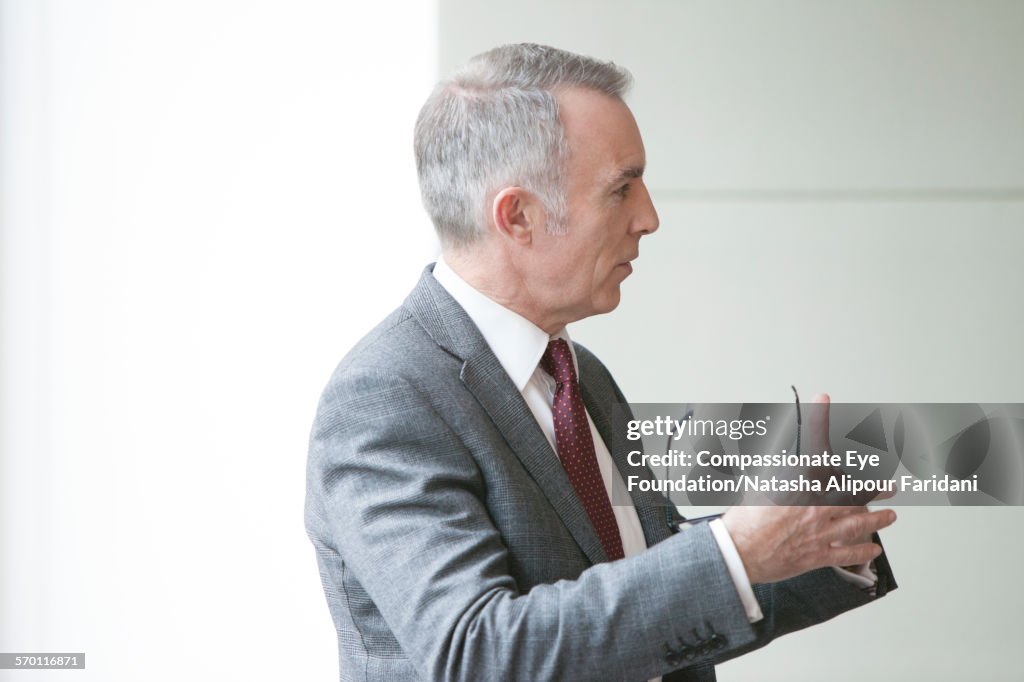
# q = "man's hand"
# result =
<box><xmin>721</xmin><ymin>393</ymin><xmax>897</xmax><ymax>585</ymax></box>
<box><xmin>722</xmin><ymin>503</ymin><xmax>895</xmax><ymax>584</ymax></box>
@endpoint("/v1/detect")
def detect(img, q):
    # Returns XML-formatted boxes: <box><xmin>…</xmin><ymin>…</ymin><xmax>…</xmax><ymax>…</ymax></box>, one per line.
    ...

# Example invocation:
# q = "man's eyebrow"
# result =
<box><xmin>606</xmin><ymin>165</ymin><xmax>645</xmax><ymax>185</ymax></box>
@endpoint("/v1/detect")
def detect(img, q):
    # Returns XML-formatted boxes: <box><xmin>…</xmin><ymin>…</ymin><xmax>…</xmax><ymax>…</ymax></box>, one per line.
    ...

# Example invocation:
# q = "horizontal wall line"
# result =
<box><xmin>650</xmin><ymin>187</ymin><xmax>1024</xmax><ymax>203</ymax></box>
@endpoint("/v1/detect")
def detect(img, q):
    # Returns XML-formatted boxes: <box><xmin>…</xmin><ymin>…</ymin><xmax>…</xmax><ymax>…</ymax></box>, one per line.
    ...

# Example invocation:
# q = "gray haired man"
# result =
<box><xmin>306</xmin><ymin>43</ymin><xmax>897</xmax><ymax>682</ymax></box>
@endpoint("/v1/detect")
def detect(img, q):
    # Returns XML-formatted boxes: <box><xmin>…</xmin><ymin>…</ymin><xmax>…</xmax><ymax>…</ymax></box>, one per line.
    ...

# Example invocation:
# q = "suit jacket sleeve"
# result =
<box><xmin>586</xmin><ymin>347</ymin><xmax>897</xmax><ymax>678</ymax></box>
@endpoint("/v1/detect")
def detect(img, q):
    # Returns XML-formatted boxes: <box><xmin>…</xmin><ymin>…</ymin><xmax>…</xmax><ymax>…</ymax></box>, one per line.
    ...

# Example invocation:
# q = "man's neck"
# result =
<box><xmin>442</xmin><ymin>249</ymin><xmax>566</xmax><ymax>335</ymax></box>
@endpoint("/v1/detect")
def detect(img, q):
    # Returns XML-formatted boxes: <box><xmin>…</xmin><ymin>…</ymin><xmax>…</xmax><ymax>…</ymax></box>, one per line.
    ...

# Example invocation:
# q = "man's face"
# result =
<box><xmin>527</xmin><ymin>87</ymin><xmax>660</xmax><ymax>327</ymax></box>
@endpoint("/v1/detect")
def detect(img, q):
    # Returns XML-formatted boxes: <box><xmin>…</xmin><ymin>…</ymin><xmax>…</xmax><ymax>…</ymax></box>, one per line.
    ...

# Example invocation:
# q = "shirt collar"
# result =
<box><xmin>432</xmin><ymin>256</ymin><xmax>575</xmax><ymax>392</ymax></box>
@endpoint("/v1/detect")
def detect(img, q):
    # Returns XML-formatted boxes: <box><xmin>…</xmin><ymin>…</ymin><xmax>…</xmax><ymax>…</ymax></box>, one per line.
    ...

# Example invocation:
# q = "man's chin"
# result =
<box><xmin>592</xmin><ymin>289</ymin><xmax>622</xmax><ymax>316</ymax></box>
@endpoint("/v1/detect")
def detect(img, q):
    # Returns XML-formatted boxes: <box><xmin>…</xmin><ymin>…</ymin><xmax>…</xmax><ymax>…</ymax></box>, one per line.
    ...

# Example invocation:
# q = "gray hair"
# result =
<box><xmin>414</xmin><ymin>43</ymin><xmax>633</xmax><ymax>249</ymax></box>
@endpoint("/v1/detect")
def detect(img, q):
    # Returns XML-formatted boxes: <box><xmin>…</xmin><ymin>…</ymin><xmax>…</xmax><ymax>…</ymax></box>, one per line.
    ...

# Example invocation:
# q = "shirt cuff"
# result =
<box><xmin>708</xmin><ymin>518</ymin><xmax>763</xmax><ymax>623</ymax></box>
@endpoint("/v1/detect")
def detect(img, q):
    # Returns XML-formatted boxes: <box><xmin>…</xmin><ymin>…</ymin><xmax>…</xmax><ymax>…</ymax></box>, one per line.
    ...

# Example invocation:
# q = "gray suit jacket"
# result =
<box><xmin>305</xmin><ymin>265</ymin><xmax>895</xmax><ymax>682</ymax></box>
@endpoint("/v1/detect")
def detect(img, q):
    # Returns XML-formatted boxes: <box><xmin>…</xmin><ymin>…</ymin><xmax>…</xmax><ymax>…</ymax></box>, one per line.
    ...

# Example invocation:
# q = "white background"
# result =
<box><xmin>1</xmin><ymin>1</ymin><xmax>437</xmax><ymax>679</ymax></box>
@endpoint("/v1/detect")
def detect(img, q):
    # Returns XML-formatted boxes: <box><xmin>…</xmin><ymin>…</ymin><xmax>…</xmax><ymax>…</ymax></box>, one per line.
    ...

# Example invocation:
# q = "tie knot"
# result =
<box><xmin>540</xmin><ymin>339</ymin><xmax>576</xmax><ymax>385</ymax></box>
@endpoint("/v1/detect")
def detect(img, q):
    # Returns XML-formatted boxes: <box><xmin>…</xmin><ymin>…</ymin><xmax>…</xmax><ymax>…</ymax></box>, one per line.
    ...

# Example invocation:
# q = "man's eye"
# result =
<box><xmin>614</xmin><ymin>183</ymin><xmax>631</xmax><ymax>198</ymax></box>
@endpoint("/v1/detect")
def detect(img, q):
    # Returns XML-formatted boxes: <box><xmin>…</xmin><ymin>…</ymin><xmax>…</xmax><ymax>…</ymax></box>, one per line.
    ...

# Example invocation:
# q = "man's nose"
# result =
<box><xmin>633</xmin><ymin>182</ymin><xmax>659</xmax><ymax>235</ymax></box>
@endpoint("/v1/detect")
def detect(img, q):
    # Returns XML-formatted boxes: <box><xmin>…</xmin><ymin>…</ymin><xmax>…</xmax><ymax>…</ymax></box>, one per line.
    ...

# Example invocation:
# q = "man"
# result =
<box><xmin>305</xmin><ymin>43</ymin><xmax>896</xmax><ymax>681</ymax></box>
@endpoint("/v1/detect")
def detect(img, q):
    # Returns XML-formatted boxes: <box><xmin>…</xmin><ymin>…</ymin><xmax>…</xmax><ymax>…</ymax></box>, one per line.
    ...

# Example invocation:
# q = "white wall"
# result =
<box><xmin>0</xmin><ymin>1</ymin><xmax>437</xmax><ymax>680</ymax></box>
<box><xmin>437</xmin><ymin>2</ymin><xmax>1023</xmax><ymax>680</ymax></box>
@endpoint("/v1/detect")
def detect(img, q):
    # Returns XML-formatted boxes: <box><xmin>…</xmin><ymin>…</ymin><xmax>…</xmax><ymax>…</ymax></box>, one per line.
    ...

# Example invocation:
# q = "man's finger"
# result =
<box><xmin>825</xmin><ymin>504</ymin><xmax>868</xmax><ymax>518</ymax></box>
<box><xmin>826</xmin><ymin>541</ymin><xmax>883</xmax><ymax>567</ymax></box>
<box><xmin>827</xmin><ymin>508</ymin><xmax>897</xmax><ymax>544</ymax></box>
<box><xmin>805</xmin><ymin>392</ymin><xmax>832</xmax><ymax>456</ymax></box>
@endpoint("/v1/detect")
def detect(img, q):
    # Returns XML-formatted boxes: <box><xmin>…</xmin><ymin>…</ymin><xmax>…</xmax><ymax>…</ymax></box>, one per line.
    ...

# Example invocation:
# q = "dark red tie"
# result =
<box><xmin>540</xmin><ymin>339</ymin><xmax>625</xmax><ymax>561</ymax></box>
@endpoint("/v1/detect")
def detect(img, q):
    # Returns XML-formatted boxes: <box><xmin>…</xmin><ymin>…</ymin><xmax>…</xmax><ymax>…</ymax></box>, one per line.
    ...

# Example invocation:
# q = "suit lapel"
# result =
<box><xmin>579</xmin><ymin>377</ymin><xmax>674</xmax><ymax>548</ymax></box>
<box><xmin>460</xmin><ymin>356</ymin><xmax>609</xmax><ymax>565</ymax></box>
<box><xmin>404</xmin><ymin>266</ymin><xmax>609</xmax><ymax>565</ymax></box>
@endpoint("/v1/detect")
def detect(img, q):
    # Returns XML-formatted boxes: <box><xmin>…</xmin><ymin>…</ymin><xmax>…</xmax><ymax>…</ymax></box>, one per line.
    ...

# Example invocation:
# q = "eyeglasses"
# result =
<box><xmin>663</xmin><ymin>387</ymin><xmax>806</xmax><ymax>531</ymax></box>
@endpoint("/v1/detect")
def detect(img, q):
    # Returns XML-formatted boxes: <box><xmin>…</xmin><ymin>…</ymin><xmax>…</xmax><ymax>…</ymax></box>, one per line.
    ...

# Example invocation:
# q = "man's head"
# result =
<box><xmin>415</xmin><ymin>43</ymin><xmax>633</xmax><ymax>249</ymax></box>
<box><xmin>415</xmin><ymin>44</ymin><xmax>659</xmax><ymax>331</ymax></box>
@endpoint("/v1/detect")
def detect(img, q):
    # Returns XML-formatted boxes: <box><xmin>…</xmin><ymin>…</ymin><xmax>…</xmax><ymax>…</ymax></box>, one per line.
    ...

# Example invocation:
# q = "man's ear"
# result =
<box><xmin>491</xmin><ymin>187</ymin><xmax>544</xmax><ymax>246</ymax></box>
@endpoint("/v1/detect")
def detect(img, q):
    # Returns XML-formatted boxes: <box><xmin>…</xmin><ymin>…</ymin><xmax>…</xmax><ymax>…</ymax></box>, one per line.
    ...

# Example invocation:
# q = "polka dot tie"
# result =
<box><xmin>540</xmin><ymin>339</ymin><xmax>625</xmax><ymax>561</ymax></box>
